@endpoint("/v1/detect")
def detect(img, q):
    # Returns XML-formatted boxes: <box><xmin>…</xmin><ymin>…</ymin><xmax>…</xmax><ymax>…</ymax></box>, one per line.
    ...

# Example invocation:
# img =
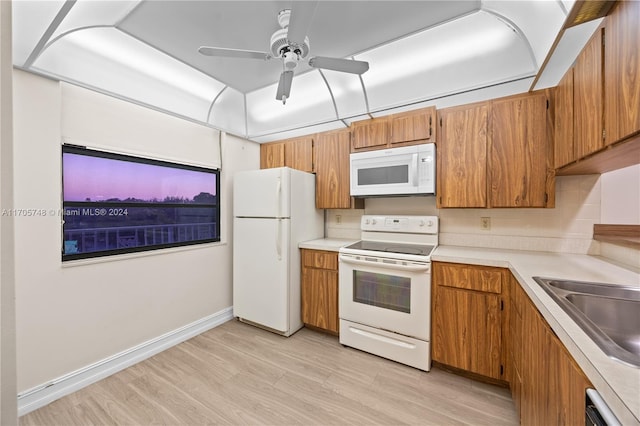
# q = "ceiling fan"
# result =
<box><xmin>198</xmin><ymin>1</ymin><xmax>369</xmax><ymax>104</ymax></box>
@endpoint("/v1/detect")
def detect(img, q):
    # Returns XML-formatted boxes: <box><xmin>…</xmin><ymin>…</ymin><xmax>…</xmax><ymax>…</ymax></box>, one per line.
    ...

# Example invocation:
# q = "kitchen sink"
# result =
<box><xmin>533</xmin><ymin>277</ymin><xmax>640</xmax><ymax>368</ymax></box>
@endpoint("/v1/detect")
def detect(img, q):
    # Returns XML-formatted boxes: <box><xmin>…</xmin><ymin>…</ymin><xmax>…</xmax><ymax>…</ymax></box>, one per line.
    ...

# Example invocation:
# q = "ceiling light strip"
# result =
<box><xmin>206</xmin><ymin>86</ymin><xmax>228</xmax><ymax>123</ymax></box>
<box><xmin>248</xmin><ymin>74</ymin><xmax>535</xmax><ymax>140</ymax></box>
<box><xmin>23</xmin><ymin>0</ymin><xmax>77</xmax><ymax>68</ymax></box>
<box><xmin>243</xmin><ymin>93</ymin><xmax>249</xmax><ymax>139</ymax></box>
<box><xmin>482</xmin><ymin>9</ymin><xmax>539</xmax><ymax>70</ymax></box>
<box><xmin>317</xmin><ymin>69</ymin><xmax>341</xmax><ymax>121</ymax></box>
<box><xmin>556</xmin><ymin>0</ymin><xmax>570</xmax><ymax>16</ymax></box>
<box><xmin>356</xmin><ymin>60</ymin><xmax>373</xmax><ymax>119</ymax></box>
<box><xmin>16</xmin><ymin>65</ymin><xmax>226</xmax><ymax>134</ymax></box>
<box><xmin>113</xmin><ymin>1</ymin><xmax>145</xmax><ymax>27</ymax></box>
<box><xmin>116</xmin><ymin>27</ymin><xmax>235</xmax><ymax>90</ymax></box>
<box><xmin>40</xmin><ymin>24</ymin><xmax>114</xmax><ymax>54</ymax></box>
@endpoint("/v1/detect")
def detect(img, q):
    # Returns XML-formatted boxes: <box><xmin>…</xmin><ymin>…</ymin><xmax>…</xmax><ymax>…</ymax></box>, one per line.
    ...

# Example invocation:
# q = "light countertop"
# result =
<box><xmin>299</xmin><ymin>238</ymin><xmax>358</xmax><ymax>252</ymax></box>
<box><xmin>432</xmin><ymin>245</ymin><xmax>640</xmax><ymax>425</ymax></box>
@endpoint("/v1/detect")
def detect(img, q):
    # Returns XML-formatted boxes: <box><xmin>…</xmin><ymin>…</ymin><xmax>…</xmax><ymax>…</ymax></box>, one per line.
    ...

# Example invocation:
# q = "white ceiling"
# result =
<box><xmin>13</xmin><ymin>1</ymin><xmax>582</xmax><ymax>142</ymax></box>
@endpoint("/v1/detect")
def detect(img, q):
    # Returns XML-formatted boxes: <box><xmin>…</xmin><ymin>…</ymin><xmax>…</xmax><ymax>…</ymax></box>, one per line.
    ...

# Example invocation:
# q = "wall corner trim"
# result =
<box><xmin>17</xmin><ymin>307</ymin><xmax>234</xmax><ymax>416</ymax></box>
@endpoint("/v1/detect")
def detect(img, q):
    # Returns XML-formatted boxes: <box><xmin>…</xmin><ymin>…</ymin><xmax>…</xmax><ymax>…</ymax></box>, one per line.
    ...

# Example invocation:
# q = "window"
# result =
<box><xmin>62</xmin><ymin>145</ymin><xmax>220</xmax><ymax>261</ymax></box>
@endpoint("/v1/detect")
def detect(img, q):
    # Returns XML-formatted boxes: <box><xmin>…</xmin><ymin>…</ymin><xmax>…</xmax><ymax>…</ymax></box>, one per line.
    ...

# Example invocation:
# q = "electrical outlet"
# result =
<box><xmin>336</xmin><ymin>214</ymin><xmax>342</xmax><ymax>224</ymax></box>
<box><xmin>480</xmin><ymin>217</ymin><xmax>491</xmax><ymax>230</ymax></box>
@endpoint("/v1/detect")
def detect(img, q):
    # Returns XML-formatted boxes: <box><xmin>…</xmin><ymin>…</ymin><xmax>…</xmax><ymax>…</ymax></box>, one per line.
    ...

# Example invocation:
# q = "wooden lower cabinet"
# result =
<box><xmin>434</xmin><ymin>262</ymin><xmax>592</xmax><ymax>425</ymax></box>
<box><xmin>509</xmin><ymin>274</ymin><xmax>591</xmax><ymax>425</ymax></box>
<box><xmin>300</xmin><ymin>249</ymin><xmax>339</xmax><ymax>334</ymax></box>
<box><xmin>432</xmin><ymin>262</ymin><xmax>507</xmax><ymax>381</ymax></box>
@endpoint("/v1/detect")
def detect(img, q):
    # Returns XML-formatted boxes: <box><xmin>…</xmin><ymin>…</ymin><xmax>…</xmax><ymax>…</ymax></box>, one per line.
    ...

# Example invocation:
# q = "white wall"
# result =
<box><xmin>328</xmin><ymin>169</ymin><xmax>640</xmax><ymax>269</ymax></box>
<box><xmin>600</xmin><ymin>164</ymin><xmax>640</xmax><ymax>224</ymax></box>
<box><xmin>13</xmin><ymin>69</ymin><xmax>259</xmax><ymax>393</ymax></box>
<box><xmin>0</xmin><ymin>1</ymin><xmax>18</xmax><ymax>423</ymax></box>
<box><xmin>327</xmin><ymin>175</ymin><xmax>602</xmax><ymax>254</ymax></box>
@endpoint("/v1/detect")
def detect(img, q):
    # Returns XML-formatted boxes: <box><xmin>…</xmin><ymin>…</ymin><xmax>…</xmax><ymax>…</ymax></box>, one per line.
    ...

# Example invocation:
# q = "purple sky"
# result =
<box><xmin>63</xmin><ymin>153</ymin><xmax>216</xmax><ymax>202</ymax></box>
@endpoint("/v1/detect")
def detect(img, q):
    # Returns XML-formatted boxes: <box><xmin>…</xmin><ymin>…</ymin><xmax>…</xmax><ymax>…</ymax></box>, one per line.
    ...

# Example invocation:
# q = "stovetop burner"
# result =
<box><xmin>344</xmin><ymin>240</ymin><xmax>435</xmax><ymax>257</ymax></box>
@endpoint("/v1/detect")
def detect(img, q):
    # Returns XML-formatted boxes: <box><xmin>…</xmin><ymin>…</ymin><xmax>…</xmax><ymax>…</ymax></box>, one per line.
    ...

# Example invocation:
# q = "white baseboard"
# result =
<box><xmin>17</xmin><ymin>307</ymin><xmax>234</xmax><ymax>416</ymax></box>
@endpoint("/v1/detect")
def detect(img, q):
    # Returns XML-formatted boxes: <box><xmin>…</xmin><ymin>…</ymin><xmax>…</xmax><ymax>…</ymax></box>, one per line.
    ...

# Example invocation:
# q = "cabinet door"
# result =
<box><xmin>437</xmin><ymin>102</ymin><xmax>489</xmax><ymax>208</ymax></box>
<box><xmin>513</xmin><ymin>275</ymin><xmax>591</xmax><ymax>426</ymax></box>
<box><xmin>432</xmin><ymin>286</ymin><xmax>502</xmax><ymax>379</ymax></box>
<box><xmin>490</xmin><ymin>92</ymin><xmax>552</xmax><ymax>207</ymax></box>
<box><xmin>604</xmin><ymin>0</ymin><xmax>640</xmax><ymax>145</ymax></box>
<box><xmin>284</xmin><ymin>136</ymin><xmax>314</xmax><ymax>173</ymax></box>
<box><xmin>390</xmin><ymin>107</ymin><xmax>436</xmax><ymax>145</ymax></box>
<box><xmin>260</xmin><ymin>143</ymin><xmax>285</xmax><ymax>169</ymax></box>
<box><xmin>351</xmin><ymin>118</ymin><xmax>389</xmax><ymax>151</ymax></box>
<box><xmin>508</xmin><ymin>276</ymin><xmax>525</xmax><ymax>418</ymax></box>
<box><xmin>555</xmin><ymin>68</ymin><xmax>575</xmax><ymax>168</ymax></box>
<box><xmin>574</xmin><ymin>27</ymin><xmax>604</xmax><ymax>159</ymax></box>
<box><xmin>301</xmin><ymin>268</ymin><xmax>339</xmax><ymax>333</ymax></box>
<box><xmin>552</xmin><ymin>336</ymin><xmax>591</xmax><ymax>425</ymax></box>
<box><xmin>301</xmin><ymin>250</ymin><xmax>339</xmax><ymax>334</ymax></box>
<box><xmin>315</xmin><ymin>129</ymin><xmax>358</xmax><ymax>209</ymax></box>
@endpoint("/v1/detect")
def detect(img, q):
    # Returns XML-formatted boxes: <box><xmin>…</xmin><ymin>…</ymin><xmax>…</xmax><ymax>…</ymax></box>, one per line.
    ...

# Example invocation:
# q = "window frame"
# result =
<box><xmin>61</xmin><ymin>144</ymin><xmax>221</xmax><ymax>261</ymax></box>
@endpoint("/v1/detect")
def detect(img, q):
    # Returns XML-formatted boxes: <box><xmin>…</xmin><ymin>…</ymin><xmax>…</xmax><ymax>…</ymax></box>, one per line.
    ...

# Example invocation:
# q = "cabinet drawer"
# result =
<box><xmin>434</xmin><ymin>262</ymin><xmax>503</xmax><ymax>294</ymax></box>
<box><xmin>302</xmin><ymin>249</ymin><xmax>338</xmax><ymax>270</ymax></box>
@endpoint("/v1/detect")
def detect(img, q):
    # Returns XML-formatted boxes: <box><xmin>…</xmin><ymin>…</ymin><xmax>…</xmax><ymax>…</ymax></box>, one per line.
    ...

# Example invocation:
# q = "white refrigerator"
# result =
<box><xmin>233</xmin><ymin>167</ymin><xmax>324</xmax><ymax>336</ymax></box>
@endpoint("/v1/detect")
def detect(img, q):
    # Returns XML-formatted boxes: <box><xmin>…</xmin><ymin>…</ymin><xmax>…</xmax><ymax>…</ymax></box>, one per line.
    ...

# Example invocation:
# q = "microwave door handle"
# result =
<box><xmin>411</xmin><ymin>154</ymin><xmax>419</xmax><ymax>186</ymax></box>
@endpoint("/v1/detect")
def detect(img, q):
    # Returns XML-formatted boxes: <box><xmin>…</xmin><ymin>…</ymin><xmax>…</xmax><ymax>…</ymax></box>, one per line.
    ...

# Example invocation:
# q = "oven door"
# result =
<box><xmin>338</xmin><ymin>253</ymin><xmax>431</xmax><ymax>340</ymax></box>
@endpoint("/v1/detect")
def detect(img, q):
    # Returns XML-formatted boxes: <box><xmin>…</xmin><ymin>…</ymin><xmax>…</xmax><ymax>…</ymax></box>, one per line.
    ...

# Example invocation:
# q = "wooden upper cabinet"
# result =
<box><xmin>574</xmin><ymin>26</ymin><xmax>604</xmax><ymax>159</ymax></box>
<box><xmin>437</xmin><ymin>102</ymin><xmax>489</xmax><ymax>208</ymax></box>
<box><xmin>390</xmin><ymin>106</ymin><xmax>437</xmax><ymax>145</ymax></box>
<box><xmin>284</xmin><ymin>136</ymin><xmax>314</xmax><ymax>173</ymax></box>
<box><xmin>315</xmin><ymin>129</ymin><xmax>363</xmax><ymax>209</ymax></box>
<box><xmin>490</xmin><ymin>91</ymin><xmax>554</xmax><ymax>208</ymax></box>
<box><xmin>260</xmin><ymin>142</ymin><xmax>285</xmax><ymax>169</ymax></box>
<box><xmin>555</xmin><ymin>68</ymin><xmax>575</xmax><ymax>168</ymax></box>
<box><xmin>351</xmin><ymin>107</ymin><xmax>437</xmax><ymax>152</ymax></box>
<box><xmin>260</xmin><ymin>136</ymin><xmax>314</xmax><ymax>172</ymax></box>
<box><xmin>350</xmin><ymin>117</ymin><xmax>389</xmax><ymax>151</ymax></box>
<box><xmin>604</xmin><ymin>0</ymin><xmax>640</xmax><ymax>146</ymax></box>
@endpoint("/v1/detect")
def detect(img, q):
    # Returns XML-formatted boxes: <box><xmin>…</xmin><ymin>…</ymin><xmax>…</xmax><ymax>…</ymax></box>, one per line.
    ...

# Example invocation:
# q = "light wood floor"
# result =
<box><xmin>20</xmin><ymin>320</ymin><xmax>518</xmax><ymax>425</ymax></box>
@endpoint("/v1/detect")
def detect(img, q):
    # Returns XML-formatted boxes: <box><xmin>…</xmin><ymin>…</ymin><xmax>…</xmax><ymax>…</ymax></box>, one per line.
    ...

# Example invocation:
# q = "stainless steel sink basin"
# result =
<box><xmin>533</xmin><ymin>277</ymin><xmax>640</xmax><ymax>368</ymax></box>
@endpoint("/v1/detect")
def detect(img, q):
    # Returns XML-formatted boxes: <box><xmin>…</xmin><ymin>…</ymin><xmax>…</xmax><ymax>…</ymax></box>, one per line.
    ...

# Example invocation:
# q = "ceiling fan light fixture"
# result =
<box><xmin>278</xmin><ymin>9</ymin><xmax>291</xmax><ymax>29</ymax></box>
<box><xmin>283</xmin><ymin>51</ymin><xmax>298</xmax><ymax>70</ymax></box>
<box><xmin>269</xmin><ymin>28</ymin><xmax>310</xmax><ymax>59</ymax></box>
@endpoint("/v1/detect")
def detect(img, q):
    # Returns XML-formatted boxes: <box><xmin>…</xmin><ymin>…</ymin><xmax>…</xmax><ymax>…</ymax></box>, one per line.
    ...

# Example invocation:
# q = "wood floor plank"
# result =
<box><xmin>19</xmin><ymin>320</ymin><xmax>518</xmax><ymax>425</ymax></box>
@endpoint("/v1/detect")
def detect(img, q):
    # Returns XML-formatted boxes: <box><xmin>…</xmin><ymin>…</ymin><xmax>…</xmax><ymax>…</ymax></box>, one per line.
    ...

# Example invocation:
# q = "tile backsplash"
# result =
<box><xmin>326</xmin><ymin>175</ymin><xmax>604</xmax><ymax>255</ymax></box>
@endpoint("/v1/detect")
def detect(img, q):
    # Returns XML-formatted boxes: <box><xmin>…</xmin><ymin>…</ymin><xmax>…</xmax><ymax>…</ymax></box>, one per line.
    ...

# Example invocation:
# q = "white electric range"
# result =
<box><xmin>338</xmin><ymin>215</ymin><xmax>438</xmax><ymax>371</ymax></box>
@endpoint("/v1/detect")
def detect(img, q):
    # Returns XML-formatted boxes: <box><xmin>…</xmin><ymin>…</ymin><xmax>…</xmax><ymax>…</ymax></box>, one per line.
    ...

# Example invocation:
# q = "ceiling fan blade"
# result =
<box><xmin>198</xmin><ymin>46</ymin><xmax>271</xmax><ymax>60</ymax></box>
<box><xmin>287</xmin><ymin>1</ymin><xmax>318</xmax><ymax>47</ymax></box>
<box><xmin>276</xmin><ymin>71</ymin><xmax>294</xmax><ymax>103</ymax></box>
<box><xmin>308</xmin><ymin>56</ymin><xmax>370</xmax><ymax>74</ymax></box>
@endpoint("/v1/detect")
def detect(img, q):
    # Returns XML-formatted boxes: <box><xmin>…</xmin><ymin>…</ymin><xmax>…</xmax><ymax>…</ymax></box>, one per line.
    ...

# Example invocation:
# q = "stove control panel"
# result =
<box><xmin>361</xmin><ymin>215</ymin><xmax>438</xmax><ymax>234</ymax></box>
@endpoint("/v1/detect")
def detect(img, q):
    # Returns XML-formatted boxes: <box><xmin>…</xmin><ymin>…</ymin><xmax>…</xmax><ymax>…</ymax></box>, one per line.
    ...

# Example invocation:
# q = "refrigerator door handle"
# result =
<box><xmin>276</xmin><ymin>178</ymin><xmax>282</xmax><ymax>218</ymax></box>
<box><xmin>276</xmin><ymin>219</ymin><xmax>282</xmax><ymax>260</ymax></box>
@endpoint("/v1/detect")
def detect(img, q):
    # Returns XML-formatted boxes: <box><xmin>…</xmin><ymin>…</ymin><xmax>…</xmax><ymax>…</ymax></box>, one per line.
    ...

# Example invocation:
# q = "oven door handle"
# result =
<box><xmin>339</xmin><ymin>254</ymin><xmax>430</xmax><ymax>272</ymax></box>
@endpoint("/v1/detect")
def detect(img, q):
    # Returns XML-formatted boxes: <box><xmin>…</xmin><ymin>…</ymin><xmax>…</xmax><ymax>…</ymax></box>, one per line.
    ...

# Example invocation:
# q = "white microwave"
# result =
<box><xmin>350</xmin><ymin>143</ymin><xmax>435</xmax><ymax>197</ymax></box>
